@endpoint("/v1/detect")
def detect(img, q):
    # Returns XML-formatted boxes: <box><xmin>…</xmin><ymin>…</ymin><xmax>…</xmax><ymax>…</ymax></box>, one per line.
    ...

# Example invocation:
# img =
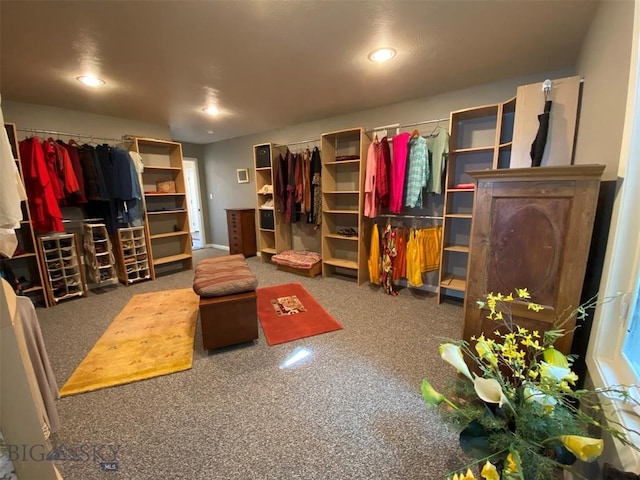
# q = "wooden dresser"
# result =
<box><xmin>463</xmin><ymin>165</ymin><xmax>605</xmax><ymax>354</ymax></box>
<box><xmin>225</xmin><ymin>209</ymin><xmax>257</xmax><ymax>257</ymax></box>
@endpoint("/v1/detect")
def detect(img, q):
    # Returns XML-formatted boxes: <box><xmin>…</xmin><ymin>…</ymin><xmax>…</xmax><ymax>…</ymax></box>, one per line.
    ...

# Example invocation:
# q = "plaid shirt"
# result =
<box><xmin>405</xmin><ymin>136</ymin><xmax>429</xmax><ymax>208</ymax></box>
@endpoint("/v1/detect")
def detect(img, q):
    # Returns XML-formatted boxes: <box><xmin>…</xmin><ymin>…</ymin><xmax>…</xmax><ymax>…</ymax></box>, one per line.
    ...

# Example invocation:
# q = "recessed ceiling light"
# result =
<box><xmin>207</xmin><ymin>130</ymin><xmax>214</xmax><ymax>134</ymax></box>
<box><xmin>368</xmin><ymin>47</ymin><xmax>397</xmax><ymax>63</ymax></box>
<box><xmin>77</xmin><ymin>75</ymin><xmax>105</xmax><ymax>87</ymax></box>
<box><xmin>203</xmin><ymin>106</ymin><xmax>220</xmax><ymax>116</ymax></box>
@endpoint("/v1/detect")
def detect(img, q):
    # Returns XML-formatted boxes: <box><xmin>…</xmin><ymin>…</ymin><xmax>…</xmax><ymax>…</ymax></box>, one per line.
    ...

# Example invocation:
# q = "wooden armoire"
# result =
<box><xmin>463</xmin><ymin>165</ymin><xmax>605</xmax><ymax>354</ymax></box>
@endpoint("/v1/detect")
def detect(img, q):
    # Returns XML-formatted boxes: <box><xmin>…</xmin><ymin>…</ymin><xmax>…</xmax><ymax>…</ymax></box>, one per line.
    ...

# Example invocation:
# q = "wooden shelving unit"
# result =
<box><xmin>437</xmin><ymin>96</ymin><xmax>517</xmax><ymax>303</ymax></box>
<box><xmin>320</xmin><ymin>127</ymin><xmax>371</xmax><ymax>284</ymax></box>
<box><xmin>2</xmin><ymin>123</ymin><xmax>50</xmax><ymax>307</ymax></box>
<box><xmin>253</xmin><ymin>143</ymin><xmax>291</xmax><ymax>262</ymax></box>
<box><xmin>131</xmin><ymin>137</ymin><xmax>193</xmax><ymax>278</ymax></box>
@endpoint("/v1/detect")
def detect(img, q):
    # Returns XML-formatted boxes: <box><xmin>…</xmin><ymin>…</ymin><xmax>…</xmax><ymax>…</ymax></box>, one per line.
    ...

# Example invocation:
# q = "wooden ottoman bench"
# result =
<box><xmin>192</xmin><ymin>255</ymin><xmax>259</xmax><ymax>350</ymax></box>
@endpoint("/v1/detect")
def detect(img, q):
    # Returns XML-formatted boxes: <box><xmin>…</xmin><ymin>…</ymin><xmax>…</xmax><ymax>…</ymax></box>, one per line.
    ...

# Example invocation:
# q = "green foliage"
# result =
<box><xmin>421</xmin><ymin>289</ymin><xmax>640</xmax><ymax>480</ymax></box>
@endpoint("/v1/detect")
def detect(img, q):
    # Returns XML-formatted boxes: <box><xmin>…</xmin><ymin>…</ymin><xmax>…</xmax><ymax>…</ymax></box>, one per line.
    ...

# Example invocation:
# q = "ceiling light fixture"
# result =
<box><xmin>202</xmin><ymin>106</ymin><xmax>220</xmax><ymax>116</ymax></box>
<box><xmin>77</xmin><ymin>75</ymin><xmax>105</xmax><ymax>87</ymax></box>
<box><xmin>368</xmin><ymin>47</ymin><xmax>397</xmax><ymax>63</ymax></box>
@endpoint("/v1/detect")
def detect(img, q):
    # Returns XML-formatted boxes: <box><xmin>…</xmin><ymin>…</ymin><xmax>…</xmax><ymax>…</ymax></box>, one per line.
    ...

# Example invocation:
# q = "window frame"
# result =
<box><xmin>586</xmin><ymin>4</ymin><xmax>640</xmax><ymax>471</ymax></box>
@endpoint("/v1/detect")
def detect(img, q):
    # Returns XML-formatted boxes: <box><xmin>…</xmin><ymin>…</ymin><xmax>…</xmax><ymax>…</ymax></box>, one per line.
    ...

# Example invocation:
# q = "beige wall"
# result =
<box><xmin>203</xmin><ymin>69</ymin><xmax>574</xmax><ymax>247</ymax></box>
<box><xmin>2</xmin><ymin>99</ymin><xmax>171</xmax><ymax>142</ymax></box>
<box><xmin>574</xmin><ymin>0</ymin><xmax>635</xmax><ymax>181</ymax></box>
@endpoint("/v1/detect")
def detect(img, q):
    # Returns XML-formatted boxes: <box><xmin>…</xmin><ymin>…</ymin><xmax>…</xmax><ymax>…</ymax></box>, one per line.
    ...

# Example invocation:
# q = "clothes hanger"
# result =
<box><xmin>428</xmin><ymin>122</ymin><xmax>441</xmax><ymax>137</ymax></box>
<box><xmin>411</xmin><ymin>128</ymin><xmax>420</xmax><ymax>138</ymax></box>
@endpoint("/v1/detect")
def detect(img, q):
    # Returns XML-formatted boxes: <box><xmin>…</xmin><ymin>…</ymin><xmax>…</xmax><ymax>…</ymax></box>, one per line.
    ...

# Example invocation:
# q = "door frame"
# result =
<box><xmin>183</xmin><ymin>157</ymin><xmax>206</xmax><ymax>247</ymax></box>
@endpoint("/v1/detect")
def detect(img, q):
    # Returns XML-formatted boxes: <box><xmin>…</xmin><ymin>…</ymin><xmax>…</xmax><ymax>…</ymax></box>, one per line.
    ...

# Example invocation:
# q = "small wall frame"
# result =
<box><xmin>236</xmin><ymin>168</ymin><xmax>250</xmax><ymax>184</ymax></box>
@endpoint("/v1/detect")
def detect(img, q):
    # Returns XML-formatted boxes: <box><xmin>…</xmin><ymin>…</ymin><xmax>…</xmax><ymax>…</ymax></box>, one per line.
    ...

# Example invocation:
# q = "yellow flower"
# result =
<box><xmin>504</xmin><ymin>451</ymin><xmax>520</xmax><ymax>473</ymax></box>
<box><xmin>494</xmin><ymin>311</ymin><xmax>503</xmax><ymax>321</ymax></box>
<box><xmin>543</xmin><ymin>348</ymin><xmax>569</xmax><ymax>368</ymax></box>
<box><xmin>559</xmin><ymin>435</ymin><xmax>604</xmax><ymax>462</ymax></box>
<box><xmin>461</xmin><ymin>469</ymin><xmax>477</xmax><ymax>480</ymax></box>
<box><xmin>527</xmin><ymin>302</ymin><xmax>544</xmax><ymax>312</ymax></box>
<box><xmin>475</xmin><ymin>338</ymin><xmax>498</xmax><ymax>367</ymax></box>
<box><xmin>421</xmin><ymin>379</ymin><xmax>445</xmax><ymax>406</ymax></box>
<box><xmin>505</xmin><ymin>293</ymin><xmax>514</xmax><ymax>302</ymax></box>
<box><xmin>480</xmin><ymin>461</ymin><xmax>499</xmax><ymax>480</ymax></box>
<box><xmin>516</xmin><ymin>288</ymin><xmax>530</xmax><ymax>299</ymax></box>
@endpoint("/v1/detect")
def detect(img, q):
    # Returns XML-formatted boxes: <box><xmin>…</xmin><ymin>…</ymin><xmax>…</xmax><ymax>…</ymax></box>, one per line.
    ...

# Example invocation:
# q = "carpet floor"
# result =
<box><xmin>35</xmin><ymin>248</ymin><xmax>470</xmax><ymax>479</ymax></box>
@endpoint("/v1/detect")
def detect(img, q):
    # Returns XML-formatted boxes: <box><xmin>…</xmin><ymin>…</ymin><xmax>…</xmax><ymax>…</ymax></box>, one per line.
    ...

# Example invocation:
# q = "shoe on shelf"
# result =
<box><xmin>261</xmin><ymin>199</ymin><xmax>274</xmax><ymax>209</ymax></box>
<box><xmin>258</xmin><ymin>184</ymin><xmax>273</xmax><ymax>195</ymax></box>
<box><xmin>337</xmin><ymin>228</ymin><xmax>358</xmax><ymax>237</ymax></box>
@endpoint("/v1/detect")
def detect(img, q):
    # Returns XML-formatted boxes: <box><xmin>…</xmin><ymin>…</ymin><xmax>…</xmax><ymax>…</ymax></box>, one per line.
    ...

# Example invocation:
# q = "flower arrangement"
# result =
<box><xmin>421</xmin><ymin>288</ymin><xmax>640</xmax><ymax>480</ymax></box>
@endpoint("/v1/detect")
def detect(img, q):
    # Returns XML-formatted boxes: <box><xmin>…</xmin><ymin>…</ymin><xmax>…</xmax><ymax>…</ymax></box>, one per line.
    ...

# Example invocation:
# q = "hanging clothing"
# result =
<box><xmin>420</xmin><ymin>226</ymin><xmax>442</xmax><ymax>272</ymax></box>
<box><xmin>57</xmin><ymin>141</ymin><xmax>87</xmax><ymax>204</ymax></box>
<box><xmin>309</xmin><ymin>147</ymin><xmax>322</xmax><ymax>227</ymax></box>
<box><xmin>392</xmin><ymin>227</ymin><xmax>407</xmax><ymax>282</ymax></box>
<box><xmin>404</xmin><ymin>136</ymin><xmax>429</xmax><ymax>208</ymax></box>
<box><xmin>530</xmin><ymin>100</ymin><xmax>553</xmax><ymax>167</ymax></box>
<box><xmin>364</xmin><ymin>139</ymin><xmax>379</xmax><ymax>218</ymax></box>
<box><xmin>77</xmin><ymin>144</ymin><xmax>109</xmax><ymax>200</ymax></box>
<box><xmin>406</xmin><ymin>229</ymin><xmax>423</xmax><ymax>287</ymax></box>
<box><xmin>18</xmin><ymin>137</ymin><xmax>64</xmax><ymax>234</ymax></box>
<box><xmin>275</xmin><ymin>153</ymin><xmax>286</xmax><ymax>213</ymax></box>
<box><xmin>368</xmin><ymin>222</ymin><xmax>381</xmax><ymax>285</ymax></box>
<box><xmin>426</xmin><ymin>129</ymin><xmax>449</xmax><ymax>194</ymax></box>
<box><xmin>381</xmin><ymin>224</ymin><xmax>397</xmax><ymax>296</ymax></box>
<box><xmin>302</xmin><ymin>148</ymin><xmax>311</xmax><ymax>214</ymax></box>
<box><xmin>0</xmin><ymin>98</ymin><xmax>27</xmax><ymax>256</ymax></box>
<box><xmin>376</xmin><ymin>136</ymin><xmax>391</xmax><ymax>209</ymax></box>
<box><xmin>389</xmin><ymin>132</ymin><xmax>411</xmax><ymax>213</ymax></box>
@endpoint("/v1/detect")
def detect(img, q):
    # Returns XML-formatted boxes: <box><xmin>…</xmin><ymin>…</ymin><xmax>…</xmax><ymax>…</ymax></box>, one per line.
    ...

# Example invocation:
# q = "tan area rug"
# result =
<box><xmin>59</xmin><ymin>288</ymin><xmax>199</xmax><ymax>397</ymax></box>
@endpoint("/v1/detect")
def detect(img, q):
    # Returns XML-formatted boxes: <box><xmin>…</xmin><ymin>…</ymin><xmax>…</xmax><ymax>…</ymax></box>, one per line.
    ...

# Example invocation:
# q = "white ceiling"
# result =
<box><xmin>1</xmin><ymin>1</ymin><xmax>599</xmax><ymax>144</ymax></box>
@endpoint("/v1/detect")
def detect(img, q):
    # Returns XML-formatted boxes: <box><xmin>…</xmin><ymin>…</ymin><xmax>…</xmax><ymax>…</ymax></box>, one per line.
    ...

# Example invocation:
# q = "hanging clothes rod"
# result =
<box><xmin>277</xmin><ymin>138</ymin><xmax>320</xmax><ymax>147</ymax></box>
<box><xmin>376</xmin><ymin>213</ymin><xmax>443</xmax><ymax>220</ymax></box>
<box><xmin>17</xmin><ymin>127</ymin><xmax>125</xmax><ymax>143</ymax></box>
<box><xmin>368</xmin><ymin>117</ymin><xmax>449</xmax><ymax>133</ymax></box>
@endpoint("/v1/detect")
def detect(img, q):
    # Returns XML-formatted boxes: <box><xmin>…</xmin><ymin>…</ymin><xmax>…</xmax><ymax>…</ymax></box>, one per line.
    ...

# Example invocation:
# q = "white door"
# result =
<box><xmin>183</xmin><ymin>158</ymin><xmax>205</xmax><ymax>249</ymax></box>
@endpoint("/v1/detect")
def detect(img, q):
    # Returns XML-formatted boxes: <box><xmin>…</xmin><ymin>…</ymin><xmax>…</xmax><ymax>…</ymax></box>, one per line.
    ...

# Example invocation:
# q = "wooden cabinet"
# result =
<box><xmin>320</xmin><ymin>128</ymin><xmax>370</xmax><ymax>284</ymax></box>
<box><xmin>132</xmin><ymin>137</ymin><xmax>193</xmax><ymax>278</ymax></box>
<box><xmin>463</xmin><ymin>165</ymin><xmax>605</xmax><ymax>354</ymax></box>
<box><xmin>114</xmin><ymin>226</ymin><xmax>151</xmax><ymax>285</ymax></box>
<box><xmin>253</xmin><ymin>143</ymin><xmax>291</xmax><ymax>261</ymax></box>
<box><xmin>225</xmin><ymin>209</ymin><xmax>257</xmax><ymax>257</ymax></box>
<box><xmin>39</xmin><ymin>233</ymin><xmax>87</xmax><ymax>304</ymax></box>
<box><xmin>2</xmin><ymin>123</ymin><xmax>50</xmax><ymax>307</ymax></box>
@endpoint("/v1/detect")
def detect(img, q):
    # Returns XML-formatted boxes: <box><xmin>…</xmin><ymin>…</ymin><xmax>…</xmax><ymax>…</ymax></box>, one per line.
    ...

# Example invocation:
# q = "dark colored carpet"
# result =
<box><xmin>34</xmin><ymin>248</ymin><xmax>469</xmax><ymax>479</ymax></box>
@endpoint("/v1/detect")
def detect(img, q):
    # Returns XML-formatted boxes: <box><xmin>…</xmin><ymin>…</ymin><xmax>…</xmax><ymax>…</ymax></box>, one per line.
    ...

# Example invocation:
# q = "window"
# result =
<box><xmin>587</xmin><ymin>12</ymin><xmax>640</xmax><ymax>471</ymax></box>
<box><xmin>622</xmin><ymin>277</ymin><xmax>640</xmax><ymax>377</ymax></box>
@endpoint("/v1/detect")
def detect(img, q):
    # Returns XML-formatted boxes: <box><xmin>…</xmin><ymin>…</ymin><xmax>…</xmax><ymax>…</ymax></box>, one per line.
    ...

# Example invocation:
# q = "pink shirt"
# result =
<box><xmin>390</xmin><ymin>132</ymin><xmax>411</xmax><ymax>213</ymax></box>
<box><xmin>364</xmin><ymin>140</ymin><xmax>379</xmax><ymax>218</ymax></box>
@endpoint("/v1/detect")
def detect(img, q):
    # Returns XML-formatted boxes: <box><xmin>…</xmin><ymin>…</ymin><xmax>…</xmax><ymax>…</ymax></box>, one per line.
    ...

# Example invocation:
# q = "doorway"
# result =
<box><xmin>183</xmin><ymin>157</ymin><xmax>205</xmax><ymax>249</ymax></box>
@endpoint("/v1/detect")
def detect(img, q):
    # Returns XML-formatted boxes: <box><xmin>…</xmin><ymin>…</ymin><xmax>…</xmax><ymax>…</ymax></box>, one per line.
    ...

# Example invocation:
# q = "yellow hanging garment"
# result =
<box><xmin>406</xmin><ymin>228</ymin><xmax>423</xmax><ymax>287</ymax></box>
<box><xmin>421</xmin><ymin>226</ymin><xmax>442</xmax><ymax>272</ymax></box>
<box><xmin>368</xmin><ymin>223</ymin><xmax>381</xmax><ymax>284</ymax></box>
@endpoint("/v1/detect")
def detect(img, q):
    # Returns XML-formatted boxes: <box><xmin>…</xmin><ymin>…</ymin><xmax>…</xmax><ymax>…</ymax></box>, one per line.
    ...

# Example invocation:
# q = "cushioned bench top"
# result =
<box><xmin>271</xmin><ymin>250</ymin><xmax>321</xmax><ymax>270</ymax></box>
<box><xmin>193</xmin><ymin>255</ymin><xmax>258</xmax><ymax>298</ymax></box>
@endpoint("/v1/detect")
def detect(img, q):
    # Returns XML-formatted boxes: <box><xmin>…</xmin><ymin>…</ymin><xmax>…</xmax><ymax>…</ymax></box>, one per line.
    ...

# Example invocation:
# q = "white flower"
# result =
<box><xmin>523</xmin><ymin>384</ymin><xmax>558</xmax><ymax>407</ymax></box>
<box><xmin>439</xmin><ymin>343</ymin><xmax>473</xmax><ymax>381</ymax></box>
<box><xmin>473</xmin><ymin>376</ymin><xmax>507</xmax><ymax>407</ymax></box>
<box><xmin>540</xmin><ymin>361</ymin><xmax>571</xmax><ymax>382</ymax></box>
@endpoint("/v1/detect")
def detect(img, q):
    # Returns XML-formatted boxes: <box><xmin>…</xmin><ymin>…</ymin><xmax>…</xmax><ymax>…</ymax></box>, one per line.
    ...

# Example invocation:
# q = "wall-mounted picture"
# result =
<box><xmin>236</xmin><ymin>168</ymin><xmax>250</xmax><ymax>184</ymax></box>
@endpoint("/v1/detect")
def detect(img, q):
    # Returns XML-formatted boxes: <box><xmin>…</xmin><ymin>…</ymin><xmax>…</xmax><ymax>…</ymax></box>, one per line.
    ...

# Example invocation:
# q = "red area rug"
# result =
<box><xmin>256</xmin><ymin>282</ymin><xmax>343</xmax><ymax>345</ymax></box>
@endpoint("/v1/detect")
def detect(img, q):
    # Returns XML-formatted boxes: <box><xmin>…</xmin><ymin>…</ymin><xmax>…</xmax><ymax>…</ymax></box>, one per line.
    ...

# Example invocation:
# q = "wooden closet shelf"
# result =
<box><xmin>23</xmin><ymin>285</ymin><xmax>44</xmax><ymax>294</ymax></box>
<box><xmin>150</xmin><ymin>231</ymin><xmax>190</xmax><ymax>240</ymax></box>
<box><xmin>444</xmin><ymin>244</ymin><xmax>470</xmax><ymax>253</ymax></box>
<box><xmin>445</xmin><ymin>213</ymin><xmax>473</xmax><ymax>219</ymax></box>
<box><xmin>10</xmin><ymin>252</ymin><xmax>37</xmax><ymax>260</ymax></box>
<box><xmin>325</xmin><ymin>234</ymin><xmax>358</xmax><ymax>241</ymax></box>
<box><xmin>261</xmin><ymin>247</ymin><xmax>277</xmax><ymax>255</ymax></box>
<box><xmin>143</xmin><ymin>165</ymin><xmax>182</xmax><ymax>171</ymax></box>
<box><xmin>324</xmin><ymin>209</ymin><xmax>359</xmax><ymax>214</ymax></box>
<box><xmin>323</xmin><ymin>257</ymin><xmax>358</xmax><ymax>270</ymax></box>
<box><xmin>450</xmin><ymin>146</ymin><xmax>495</xmax><ymax>154</ymax></box>
<box><xmin>147</xmin><ymin>209</ymin><xmax>188</xmax><ymax>215</ymax></box>
<box><xmin>153</xmin><ymin>253</ymin><xmax>192</xmax><ymax>266</ymax></box>
<box><xmin>324</xmin><ymin>190</ymin><xmax>359</xmax><ymax>194</ymax></box>
<box><xmin>324</xmin><ymin>159</ymin><xmax>360</xmax><ymax>165</ymax></box>
<box><xmin>144</xmin><ymin>192</ymin><xmax>186</xmax><ymax>197</ymax></box>
<box><xmin>439</xmin><ymin>274</ymin><xmax>466</xmax><ymax>291</ymax></box>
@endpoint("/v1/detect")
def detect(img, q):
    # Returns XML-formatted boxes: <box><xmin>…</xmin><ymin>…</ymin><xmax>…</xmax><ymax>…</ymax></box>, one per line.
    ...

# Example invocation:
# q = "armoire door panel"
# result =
<box><xmin>486</xmin><ymin>197</ymin><xmax>570</xmax><ymax>306</ymax></box>
<box><xmin>464</xmin><ymin>165</ymin><xmax>604</xmax><ymax>354</ymax></box>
